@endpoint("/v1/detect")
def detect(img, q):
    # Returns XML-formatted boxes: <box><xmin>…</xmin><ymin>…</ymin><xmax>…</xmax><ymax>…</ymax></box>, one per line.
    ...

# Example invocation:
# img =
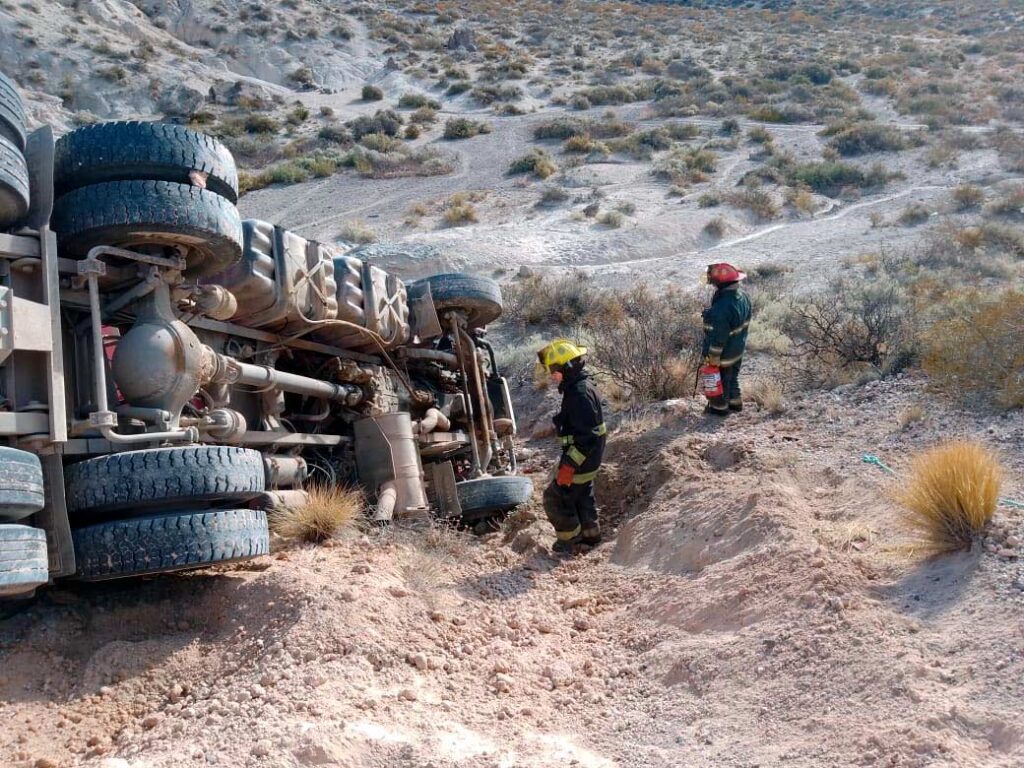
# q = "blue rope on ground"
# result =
<box><xmin>861</xmin><ymin>453</ymin><xmax>1024</xmax><ymax>510</ymax></box>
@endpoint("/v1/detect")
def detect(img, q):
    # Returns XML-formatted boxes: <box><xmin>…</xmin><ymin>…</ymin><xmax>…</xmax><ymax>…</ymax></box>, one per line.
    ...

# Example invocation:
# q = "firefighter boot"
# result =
<box><xmin>544</xmin><ymin>481</ymin><xmax>582</xmax><ymax>553</ymax></box>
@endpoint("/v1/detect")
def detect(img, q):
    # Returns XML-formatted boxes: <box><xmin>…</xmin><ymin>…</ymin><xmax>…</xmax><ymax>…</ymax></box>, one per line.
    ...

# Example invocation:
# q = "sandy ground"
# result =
<box><xmin>2</xmin><ymin>375</ymin><xmax>1022</xmax><ymax>768</ymax></box>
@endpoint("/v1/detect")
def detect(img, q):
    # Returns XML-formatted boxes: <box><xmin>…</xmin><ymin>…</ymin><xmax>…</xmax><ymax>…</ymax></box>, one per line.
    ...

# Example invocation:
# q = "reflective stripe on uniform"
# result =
<box><xmin>593</xmin><ymin>422</ymin><xmax>607</xmax><ymax>436</ymax></box>
<box><xmin>567</xmin><ymin>446</ymin><xmax>587</xmax><ymax>465</ymax></box>
<box><xmin>582</xmin><ymin>526</ymin><xmax>601</xmax><ymax>538</ymax></box>
<box><xmin>729</xmin><ymin>320</ymin><xmax>750</xmax><ymax>336</ymax></box>
<box><xmin>703</xmin><ymin>323</ymin><xmax>715</xmax><ymax>332</ymax></box>
<box><xmin>556</xmin><ymin>524</ymin><xmax>582</xmax><ymax>541</ymax></box>
<box><xmin>720</xmin><ymin>354</ymin><xmax>743</xmax><ymax>367</ymax></box>
<box><xmin>709</xmin><ymin>345</ymin><xmax>724</xmax><ymax>354</ymax></box>
<box><xmin>572</xmin><ymin>470</ymin><xmax>598</xmax><ymax>484</ymax></box>
<box><xmin>559</xmin><ymin>435</ymin><xmax>574</xmax><ymax>446</ymax></box>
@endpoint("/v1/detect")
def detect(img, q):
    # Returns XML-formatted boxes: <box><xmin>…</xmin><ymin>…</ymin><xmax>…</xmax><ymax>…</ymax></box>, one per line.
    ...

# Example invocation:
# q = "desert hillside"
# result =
<box><xmin>1</xmin><ymin>1</ymin><xmax>1023</xmax><ymax>766</ymax></box>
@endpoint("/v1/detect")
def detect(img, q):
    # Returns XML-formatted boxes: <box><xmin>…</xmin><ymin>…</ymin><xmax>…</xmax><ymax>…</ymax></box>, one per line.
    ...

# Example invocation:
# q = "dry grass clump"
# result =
<box><xmin>270</xmin><ymin>485</ymin><xmax>363</xmax><ymax>543</ymax></box>
<box><xmin>747</xmin><ymin>379</ymin><xmax>785</xmax><ymax>414</ymax></box>
<box><xmin>443</xmin><ymin>202</ymin><xmax>478</xmax><ymax>227</ymax></box>
<box><xmin>896</xmin><ymin>404</ymin><xmax>925</xmax><ymax>430</ymax></box>
<box><xmin>896</xmin><ymin>441</ymin><xmax>1003</xmax><ymax>553</ymax></box>
<box><xmin>951</xmin><ymin>184</ymin><xmax>985</xmax><ymax>211</ymax></box>
<box><xmin>339</xmin><ymin>219</ymin><xmax>377</xmax><ymax>244</ymax></box>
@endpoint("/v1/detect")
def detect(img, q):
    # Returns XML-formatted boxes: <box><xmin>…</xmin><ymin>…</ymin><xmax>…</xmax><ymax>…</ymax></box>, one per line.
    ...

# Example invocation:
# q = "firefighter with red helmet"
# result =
<box><xmin>702</xmin><ymin>263</ymin><xmax>752</xmax><ymax>416</ymax></box>
<box><xmin>536</xmin><ymin>339</ymin><xmax>607</xmax><ymax>553</ymax></box>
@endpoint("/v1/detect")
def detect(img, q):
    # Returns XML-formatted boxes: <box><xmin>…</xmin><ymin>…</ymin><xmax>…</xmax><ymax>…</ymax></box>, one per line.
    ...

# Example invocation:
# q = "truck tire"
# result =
<box><xmin>455</xmin><ymin>475</ymin><xmax>533</xmax><ymax>520</ymax></box>
<box><xmin>0</xmin><ymin>447</ymin><xmax>45</xmax><ymax>522</ymax></box>
<box><xmin>413</xmin><ymin>273</ymin><xmax>503</xmax><ymax>328</ymax></box>
<box><xmin>0</xmin><ymin>71</ymin><xmax>26</xmax><ymax>151</ymax></box>
<box><xmin>51</xmin><ymin>180</ymin><xmax>243</xmax><ymax>278</ymax></box>
<box><xmin>0</xmin><ymin>524</ymin><xmax>48</xmax><ymax>596</ymax></box>
<box><xmin>65</xmin><ymin>446</ymin><xmax>265</xmax><ymax>517</ymax></box>
<box><xmin>54</xmin><ymin>121</ymin><xmax>239</xmax><ymax>203</ymax></box>
<box><xmin>72</xmin><ymin>508</ymin><xmax>269</xmax><ymax>581</ymax></box>
<box><xmin>0</xmin><ymin>134</ymin><xmax>29</xmax><ymax>228</ymax></box>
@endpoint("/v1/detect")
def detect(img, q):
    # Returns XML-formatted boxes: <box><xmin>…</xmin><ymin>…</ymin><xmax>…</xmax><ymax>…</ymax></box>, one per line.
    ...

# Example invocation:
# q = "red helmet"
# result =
<box><xmin>707</xmin><ymin>262</ymin><xmax>747</xmax><ymax>286</ymax></box>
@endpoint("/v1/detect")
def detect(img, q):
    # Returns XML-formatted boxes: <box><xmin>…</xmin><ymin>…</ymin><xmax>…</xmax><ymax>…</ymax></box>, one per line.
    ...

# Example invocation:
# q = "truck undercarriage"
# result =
<box><xmin>0</xmin><ymin>80</ymin><xmax>531</xmax><ymax>595</ymax></box>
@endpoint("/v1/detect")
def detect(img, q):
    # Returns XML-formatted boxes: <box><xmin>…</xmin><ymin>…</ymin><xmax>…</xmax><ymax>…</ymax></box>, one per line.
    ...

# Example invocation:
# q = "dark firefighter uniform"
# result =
<box><xmin>542</xmin><ymin>366</ymin><xmax>607</xmax><ymax>545</ymax></box>
<box><xmin>702</xmin><ymin>282</ymin><xmax>752</xmax><ymax>414</ymax></box>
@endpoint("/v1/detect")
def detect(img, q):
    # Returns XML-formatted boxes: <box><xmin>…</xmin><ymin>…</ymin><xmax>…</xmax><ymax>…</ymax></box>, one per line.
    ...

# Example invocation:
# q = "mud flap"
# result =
<box><xmin>408</xmin><ymin>281</ymin><xmax>443</xmax><ymax>341</ymax></box>
<box><xmin>428</xmin><ymin>460</ymin><xmax>461</xmax><ymax>518</ymax></box>
<box><xmin>23</xmin><ymin>126</ymin><xmax>54</xmax><ymax>230</ymax></box>
<box><xmin>33</xmin><ymin>454</ymin><xmax>74</xmax><ymax>578</ymax></box>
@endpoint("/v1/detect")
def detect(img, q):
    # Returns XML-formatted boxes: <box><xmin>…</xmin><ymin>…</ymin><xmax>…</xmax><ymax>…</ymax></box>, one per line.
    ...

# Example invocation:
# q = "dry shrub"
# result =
<box><xmin>781</xmin><ymin>277</ymin><xmax>917</xmax><ymax>387</ymax></box>
<box><xmin>270</xmin><ymin>485</ymin><xmax>362</xmax><ymax>543</ymax></box>
<box><xmin>443</xmin><ymin>197</ymin><xmax>478</xmax><ymax>226</ymax></box>
<box><xmin>922</xmin><ymin>289</ymin><xmax>1024</xmax><ymax>409</ymax></box>
<box><xmin>897</xmin><ymin>441</ymin><xmax>1003</xmax><ymax>553</ymax></box>
<box><xmin>703</xmin><ymin>216</ymin><xmax>727</xmax><ymax>238</ymax></box>
<box><xmin>598</xmin><ymin>210</ymin><xmax>624</xmax><ymax>228</ymax></box>
<box><xmin>503</xmin><ymin>271</ymin><xmax>607</xmax><ymax>327</ymax></box>
<box><xmin>587</xmin><ymin>285</ymin><xmax>703</xmax><ymax>402</ymax></box>
<box><xmin>951</xmin><ymin>184</ymin><xmax>984</xmax><ymax>210</ymax></box>
<box><xmin>725</xmin><ymin>187</ymin><xmax>780</xmax><ymax>220</ymax></box>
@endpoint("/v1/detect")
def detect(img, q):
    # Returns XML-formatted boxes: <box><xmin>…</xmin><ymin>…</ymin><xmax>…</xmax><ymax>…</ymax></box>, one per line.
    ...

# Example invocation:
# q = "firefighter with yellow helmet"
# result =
<box><xmin>536</xmin><ymin>339</ymin><xmax>607</xmax><ymax>552</ymax></box>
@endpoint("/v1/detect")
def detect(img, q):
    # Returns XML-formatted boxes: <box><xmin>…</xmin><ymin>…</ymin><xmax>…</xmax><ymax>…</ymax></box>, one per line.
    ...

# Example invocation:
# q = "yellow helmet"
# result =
<box><xmin>536</xmin><ymin>338</ymin><xmax>588</xmax><ymax>372</ymax></box>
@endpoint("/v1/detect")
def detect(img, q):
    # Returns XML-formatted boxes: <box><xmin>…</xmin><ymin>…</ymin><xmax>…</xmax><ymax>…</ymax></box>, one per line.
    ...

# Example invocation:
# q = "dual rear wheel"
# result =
<box><xmin>63</xmin><ymin>446</ymin><xmax>270</xmax><ymax>582</ymax></box>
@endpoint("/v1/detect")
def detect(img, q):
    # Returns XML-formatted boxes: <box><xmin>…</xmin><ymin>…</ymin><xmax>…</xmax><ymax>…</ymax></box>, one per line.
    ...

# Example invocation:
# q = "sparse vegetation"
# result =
<box><xmin>897</xmin><ymin>441</ymin><xmax>1003</xmax><ymax>553</ymax></box>
<box><xmin>362</xmin><ymin>84</ymin><xmax>384</xmax><ymax>101</ymax></box>
<box><xmin>586</xmin><ymin>284</ymin><xmax>703</xmax><ymax>403</ymax></box>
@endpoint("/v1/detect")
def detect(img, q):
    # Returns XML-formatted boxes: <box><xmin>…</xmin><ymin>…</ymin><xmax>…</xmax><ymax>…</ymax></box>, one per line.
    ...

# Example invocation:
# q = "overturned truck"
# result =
<box><xmin>0</xmin><ymin>76</ymin><xmax>531</xmax><ymax>596</ymax></box>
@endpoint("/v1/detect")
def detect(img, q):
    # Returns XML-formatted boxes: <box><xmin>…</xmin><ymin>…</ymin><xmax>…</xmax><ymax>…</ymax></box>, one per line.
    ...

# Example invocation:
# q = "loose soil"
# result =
<box><xmin>2</xmin><ymin>376</ymin><xmax>1022</xmax><ymax>768</ymax></box>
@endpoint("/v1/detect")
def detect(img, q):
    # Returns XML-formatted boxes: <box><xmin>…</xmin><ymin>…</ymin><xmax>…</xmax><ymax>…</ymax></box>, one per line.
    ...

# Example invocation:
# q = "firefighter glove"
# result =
<box><xmin>556</xmin><ymin>463</ymin><xmax>575</xmax><ymax>487</ymax></box>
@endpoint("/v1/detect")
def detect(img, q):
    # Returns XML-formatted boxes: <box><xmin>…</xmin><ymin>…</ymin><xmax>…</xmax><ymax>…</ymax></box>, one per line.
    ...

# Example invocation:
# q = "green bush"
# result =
<box><xmin>827</xmin><ymin>123</ymin><xmax>908</xmax><ymax>156</ymax></box>
<box><xmin>317</xmin><ymin>125</ymin><xmax>351</xmax><ymax>144</ymax></box>
<box><xmin>534</xmin><ymin>116</ymin><xmax>632</xmax><ymax>140</ymax></box>
<box><xmin>789</xmin><ymin>162</ymin><xmax>866</xmax><ymax>194</ymax></box>
<box><xmin>398</xmin><ymin>92</ymin><xmax>441</xmax><ymax>109</ymax></box>
<box><xmin>361</xmin><ymin>84</ymin><xmax>384</xmax><ymax>101</ymax></box>
<box><xmin>348</xmin><ymin>110</ymin><xmax>402</xmax><ymax>139</ymax></box>
<box><xmin>471</xmin><ymin>84</ymin><xmax>523</xmax><ymax>104</ymax></box>
<box><xmin>244</xmin><ymin>114</ymin><xmax>280</xmax><ymax>134</ymax></box>
<box><xmin>443</xmin><ymin>117</ymin><xmax>492</xmax><ymax>140</ymax></box>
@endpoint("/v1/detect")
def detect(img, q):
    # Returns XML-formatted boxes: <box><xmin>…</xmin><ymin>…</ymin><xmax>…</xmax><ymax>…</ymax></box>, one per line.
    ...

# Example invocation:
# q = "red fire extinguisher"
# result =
<box><xmin>700</xmin><ymin>364</ymin><xmax>723</xmax><ymax>398</ymax></box>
